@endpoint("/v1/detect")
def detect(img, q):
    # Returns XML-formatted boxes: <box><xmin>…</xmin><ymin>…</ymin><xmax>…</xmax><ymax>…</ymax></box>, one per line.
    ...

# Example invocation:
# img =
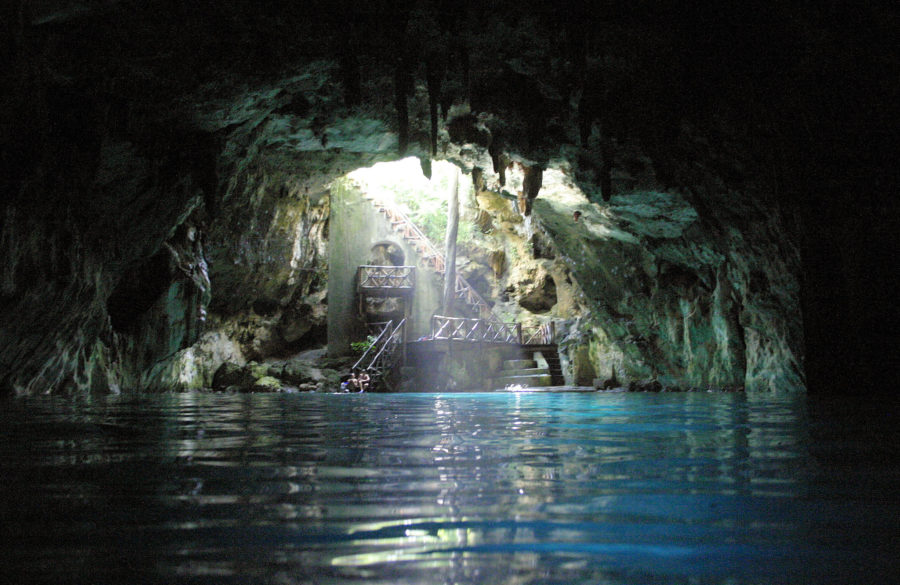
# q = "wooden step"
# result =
<box><xmin>490</xmin><ymin>373</ymin><xmax>553</xmax><ymax>389</ymax></box>
<box><xmin>499</xmin><ymin>367</ymin><xmax>549</xmax><ymax>377</ymax></box>
<box><xmin>504</xmin><ymin>359</ymin><xmax>536</xmax><ymax>370</ymax></box>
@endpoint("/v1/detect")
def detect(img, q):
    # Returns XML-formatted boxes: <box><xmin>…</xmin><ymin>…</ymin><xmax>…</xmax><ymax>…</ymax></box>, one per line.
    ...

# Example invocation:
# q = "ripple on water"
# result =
<box><xmin>1</xmin><ymin>392</ymin><xmax>898</xmax><ymax>584</ymax></box>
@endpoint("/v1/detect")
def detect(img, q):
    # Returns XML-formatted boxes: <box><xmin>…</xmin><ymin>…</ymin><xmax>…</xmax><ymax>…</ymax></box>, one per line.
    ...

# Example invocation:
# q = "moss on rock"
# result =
<box><xmin>251</xmin><ymin>376</ymin><xmax>283</xmax><ymax>392</ymax></box>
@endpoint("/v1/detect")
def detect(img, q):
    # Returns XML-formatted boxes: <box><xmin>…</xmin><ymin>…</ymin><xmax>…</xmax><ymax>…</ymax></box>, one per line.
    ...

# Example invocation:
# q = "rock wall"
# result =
<box><xmin>6</xmin><ymin>1</ymin><xmax>876</xmax><ymax>395</ymax></box>
<box><xmin>533</xmin><ymin>188</ymin><xmax>803</xmax><ymax>392</ymax></box>
<box><xmin>419</xmin><ymin>154</ymin><xmax>804</xmax><ymax>392</ymax></box>
<box><xmin>0</xmin><ymin>82</ymin><xmax>216</xmax><ymax>393</ymax></box>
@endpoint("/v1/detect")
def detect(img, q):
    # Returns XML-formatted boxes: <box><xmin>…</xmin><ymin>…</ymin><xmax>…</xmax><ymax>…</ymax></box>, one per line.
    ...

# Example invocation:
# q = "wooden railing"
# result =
<box><xmin>431</xmin><ymin>315</ymin><xmax>520</xmax><ymax>344</ymax></box>
<box><xmin>377</xmin><ymin>206</ymin><xmax>445</xmax><ymax>273</ymax></box>
<box><xmin>453</xmin><ymin>274</ymin><xmax>491</xmax><ymax>318</ymax></box>
<box><xmin>367</xmin><ymin>200</ymin><xmax>496</xmax><ymax>320</ymax></box>
<box><xmin>357</xmin><ymin>265</ymin><xmax>415</xmax><ymax>291</ymax></box>
<box><xmin>353</xmin><ymin>319</ymin><xmax>407</xmax><ymax>382</ymax></box>
<box><xmin>353</xmin><ymin>320</ymin><xmax>395</xmax><ymax>372</ymax></box>
<box><xmin>520</xmin><ymin>321</ymin><xmax>557</xmax><ymax>345</ymax></box>
<box><xmin>429</xmin><ymin>316</ymin><xmax>558</xmax><ymax>345</ymax></box>
<box><xmin>366</xmin><ymin>318</ymin><xmax>406</xmax><ymax>378</ymax></box>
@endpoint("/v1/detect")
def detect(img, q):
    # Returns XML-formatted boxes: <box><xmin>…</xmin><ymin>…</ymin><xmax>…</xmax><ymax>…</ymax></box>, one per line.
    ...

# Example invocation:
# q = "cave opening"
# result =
<box><xmin>369</xmin><ymin>242</ymin><xmax>405</xmax><ymax>267</ymax></box>
<box><xmin>107</xmin><ymin>251</ymin><xmax>172</xmax><ymax>333</ymax></box>
<box><xmin>346</xmin><ymin>157</ymin><xmax>474</xmax><ymax>247</ymax></box>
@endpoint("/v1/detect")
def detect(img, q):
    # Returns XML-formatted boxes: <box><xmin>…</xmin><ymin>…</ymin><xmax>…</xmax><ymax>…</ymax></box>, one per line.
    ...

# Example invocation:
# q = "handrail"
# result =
<box><xmin>366</xmin><ymin>321</ymin><xmax>391</xmax><ymax>336</ymax></box>
<box><xmin>521</xmin><ymin>321</ymin><xmax>557</xmax><ymax>345</ymax></box>
<box><xmin>357</xmin><ymin>265</ymin><xmax>416</xmax><ymax>290</ymax></box>
<box><xmin>379</xmin><ymin>207</ymin><xmax>445</xmax><ymax>273</ymax></box>
<box><xmin>366</xmin><ymin>318</ymin><xmax>406</xmax><ymax>373</ymax></box>
<box><xmin>365</xmin><ymin>198</ymin><xmax>501</xmax><ymax>322</ymax></box>
<box><xmin>431</xmin><ymin>315</ymin><xmax>520</xmax><ymax>344</ymax></box>
<box><xmin>352</xmin><ymin>320</ymin><xmax>393</xmax><ymax>371</ymax></box>
<box><xmin>429</xmin><ymin>316</ymin><xmax>558</xmax><ymax>345</ymax></box>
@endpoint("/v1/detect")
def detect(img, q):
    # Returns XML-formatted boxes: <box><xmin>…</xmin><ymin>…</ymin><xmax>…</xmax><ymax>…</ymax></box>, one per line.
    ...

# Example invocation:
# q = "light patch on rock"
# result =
<box><xmin>142</xmin><ymin>332</ymin><xmax>245</xmax><ymax>391</ymax></box>
<box><xmin>607</xmin><ymin>191</ymin><xmax>699</xmax><ymax>239</ymax></box>
<box><xmin>323</xmin><ymin>119</ymin><xmax>398</xmax><ymax>153</ymax></box>
<box><xmin>581</xmin><ymin>221</ymin><xmax>641</xmax><ymax>244</ymax></box>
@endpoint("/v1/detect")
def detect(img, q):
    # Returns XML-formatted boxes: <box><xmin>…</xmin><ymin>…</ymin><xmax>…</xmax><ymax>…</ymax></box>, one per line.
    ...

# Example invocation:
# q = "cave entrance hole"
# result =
<box><xmin>369</xmin><ymin>241</ymin><xmax>405</xmax><ymax>266</ymax></box>
<box><xmin>346</xmin><ymin>157</ymin><xmax>475</xmax><ymax>245</ymax></box>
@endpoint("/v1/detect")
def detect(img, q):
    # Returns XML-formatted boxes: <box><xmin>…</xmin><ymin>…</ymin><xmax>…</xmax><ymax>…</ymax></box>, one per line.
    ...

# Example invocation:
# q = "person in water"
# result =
<box><xmin>347</xmin><ymin>371</ymin><xmax>360</xmax><ymax>392</ymax></box>
<box><xmin>357</xmin><ymin>370</ymin><xmax>370</xmax><ymax>392</ymax></box>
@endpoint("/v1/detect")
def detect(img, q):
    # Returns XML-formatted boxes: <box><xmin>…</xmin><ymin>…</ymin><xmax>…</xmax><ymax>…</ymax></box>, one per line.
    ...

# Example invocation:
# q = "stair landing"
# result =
<box><xmin>488</xmin><ymin>359</ymin><xmax>552</xmax><ymax>390</ymax></box>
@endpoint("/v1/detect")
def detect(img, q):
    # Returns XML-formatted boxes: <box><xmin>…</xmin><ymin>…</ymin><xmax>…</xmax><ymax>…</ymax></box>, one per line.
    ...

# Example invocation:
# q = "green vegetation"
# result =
<box><xmin>351</xmin><ymin>335</ymin><xmax>377</xmax><ymax>354</ymax></box>
<box><xmin>403</xmin><ymin>194</ymin><xmax>474</xmax><ymax>246</ymax></box>
<box><xmin>350</xmin><ymin>159</ymin><xmax>475</xmax><ymax>249</ymax></box>
<box><xmin>389</xmin><ymin>168</ymin><xmax>473</xmax><ymax>245</ymax></box>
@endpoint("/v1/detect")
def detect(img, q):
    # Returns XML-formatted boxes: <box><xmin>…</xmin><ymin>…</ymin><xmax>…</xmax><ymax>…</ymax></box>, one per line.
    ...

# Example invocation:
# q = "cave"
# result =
<box><xmin>0</xmin><ymin>2</ymin><xmax>896</xmax><ymax>582</ymax></box>
<box><xmin>2</xmin><ymin>1</ymin><xmax>892</xmax><ymax>394</ymax></box>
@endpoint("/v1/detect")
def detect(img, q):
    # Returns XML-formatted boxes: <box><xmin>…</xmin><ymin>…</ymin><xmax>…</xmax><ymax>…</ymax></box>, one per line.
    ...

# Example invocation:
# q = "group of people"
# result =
<box><xmin>341</xmin><ymin>369</ymin><xmax>370</xmax><ymax>393</ymax></box>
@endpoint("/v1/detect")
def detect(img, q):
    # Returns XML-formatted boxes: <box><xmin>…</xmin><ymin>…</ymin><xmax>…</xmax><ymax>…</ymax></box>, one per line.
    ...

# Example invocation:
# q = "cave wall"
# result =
<box><xmin>0</xmin><ymin>70</ymin><xmax>216</xmax><ymax>393</ymax></box>
<box><xmin>2</xmin><ymin>1</ymin><xmax>891</xmax><ymax>395</ymax></box>
<box><xmin>533</xmin><ymin>188</ymin><xmax>803</xmax><ymax>392</ymax></box>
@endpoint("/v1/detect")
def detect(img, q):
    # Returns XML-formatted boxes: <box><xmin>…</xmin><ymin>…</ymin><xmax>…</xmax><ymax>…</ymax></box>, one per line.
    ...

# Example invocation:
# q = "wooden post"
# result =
<box><xmin>403</xmin><ymin>296</ymin><xmax>410</xmax><ymax>365</ymax></box>
<box><xmin>441</xmin><ymin>167</ymin><xmax>460</xmax><ymax>314</ymax></box>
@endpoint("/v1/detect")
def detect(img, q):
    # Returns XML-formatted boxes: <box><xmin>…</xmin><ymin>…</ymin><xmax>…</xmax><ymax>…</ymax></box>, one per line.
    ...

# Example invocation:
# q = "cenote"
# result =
<box><xmin>2</xmin><ymin>2</ymin><xmax>896</xmax><ymax>584</ymax></box>
<box><xmin>3</xmin><ymin>392</ymin><xmax>898</xmax><ymax>584</ymax></box>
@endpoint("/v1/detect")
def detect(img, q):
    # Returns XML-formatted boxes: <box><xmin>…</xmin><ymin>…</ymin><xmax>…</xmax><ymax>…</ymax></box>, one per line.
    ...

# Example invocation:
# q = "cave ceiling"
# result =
<box><xmin>1</xmin><ymin>1</ymin><xmax>895</xmax><ymax>394</ymax></box>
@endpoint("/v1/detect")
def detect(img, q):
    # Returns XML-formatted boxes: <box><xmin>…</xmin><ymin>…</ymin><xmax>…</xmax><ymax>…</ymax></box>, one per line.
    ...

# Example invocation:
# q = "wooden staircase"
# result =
<box><xmin>360</xmin><ymin>191</ymin><xmax>567</xmax><ymax>389</ymax></box>
<box><xmin>362</xmin><ymin>194</ymin><xmax>494</xmax><ymax>320</ymax></box>
<box><xmin>353</xmin><ymin>319</ymin><xmax>406</xmax><ymax>391</ymax></box>
<box><xmin>534</xmin><ymin>346</ymin><xmax>566</xmax><ymax>386</ymax></box>
<box><xmin>487</xmin><ymin>358</ymin><xmax>552</xmax><ymax>390</ymax></box>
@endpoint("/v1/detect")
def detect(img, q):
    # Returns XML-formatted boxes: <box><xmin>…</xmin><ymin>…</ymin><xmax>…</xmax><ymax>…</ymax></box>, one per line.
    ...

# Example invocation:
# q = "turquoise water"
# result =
<box><xmin>2</xmin><ymin>392</ymin><xmax>897</xmax><ymax>584</ymax></box>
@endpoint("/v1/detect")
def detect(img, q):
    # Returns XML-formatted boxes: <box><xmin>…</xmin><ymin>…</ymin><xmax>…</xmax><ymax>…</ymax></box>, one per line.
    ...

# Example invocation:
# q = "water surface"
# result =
<box><xmin>2</xmin><ymin>392</ymin><xmax>897</xmax><ymax>584</ymax></box>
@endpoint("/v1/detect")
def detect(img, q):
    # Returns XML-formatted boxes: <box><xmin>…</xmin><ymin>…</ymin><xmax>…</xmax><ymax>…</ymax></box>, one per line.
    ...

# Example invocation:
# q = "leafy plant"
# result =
<box><xmin>358</xmin><ymin>160</ymin><xmax>476</xmax><ymax>248</ymax></box>
<box><xmin>351</xmin><ymin>335</ymin><xmax>377</xmax><ymax>354</ymax></box>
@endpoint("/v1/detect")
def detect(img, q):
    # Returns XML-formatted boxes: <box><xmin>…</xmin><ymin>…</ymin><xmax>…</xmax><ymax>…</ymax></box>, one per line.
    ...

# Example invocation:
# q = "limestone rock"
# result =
<box><xmin>628</xmin><ymin>380</ymin><xmax>663</xmax><ymax>393</ymax></box>
<box><xmin>143</xmin><ymin>332</ymin><xmax>245</xmax><ymax>391</ymax></box>
<box><xmin>251</xmin><ymin>376</ymin><xmax>283</xmax><ymax>393</ymax></box>
<box><xmin>532</xmin><ymin>181</ymin><xmax>804</xmax><ymax>392</ymax></box>
<box><xmin>516</xmin><ymin>269</ymin><xmax>558</xmax><ymax>314</ymax></box>
<box><xmin>0</xmin><ymin>4</ymin><xmax>826</xmax><ymax>396</ymax></box>
<box><xmin>212</xmin><ymin>362</ymin><xmax>255</xmax><ymax>391</ymax></box>
<box><xmin>279</xmin><ymin>362</ymin><xmax>325</xmax><ymax>385</ymax></box>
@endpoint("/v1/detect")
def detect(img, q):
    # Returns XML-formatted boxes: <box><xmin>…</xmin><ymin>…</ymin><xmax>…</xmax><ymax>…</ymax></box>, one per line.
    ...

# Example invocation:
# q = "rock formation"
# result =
<box><xmin>1</xmin><ymin>1</ymin><xmax>893</xmax><ymax>395</ymax></box>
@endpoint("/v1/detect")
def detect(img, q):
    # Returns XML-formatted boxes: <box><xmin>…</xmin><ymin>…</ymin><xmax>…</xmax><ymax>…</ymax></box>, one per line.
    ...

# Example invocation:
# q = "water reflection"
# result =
<box><xmin>1</xmin><ymin>392</ymin><xmax>897</xmax><ymax>584</ymax></box>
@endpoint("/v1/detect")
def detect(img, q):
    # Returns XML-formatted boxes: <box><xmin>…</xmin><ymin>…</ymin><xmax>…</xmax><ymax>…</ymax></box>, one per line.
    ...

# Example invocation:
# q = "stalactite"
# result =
<box><xmin>339</xmin><ymin>53</ymin><xmax>361</xmax><ymax>107</ymax></box>
<box><xmin>426</xmin><ymin>59</ymin><xmax>442</xmax><ymax>156</ymax></box>
<box><xmin>578</xmin><ymin>103</ymin><xmax>593</xmax><ymax>146</ymax></box>
<box><xmin>488</xmin><ymin>137</ymin><xmax>506</xmax><ymax>187</ymax></box>
<box><xmin>461</xmin><ymin>45</ymin><xmax>470</xmax><ymax>103</ymax></box>
<box><xmin>394</xmin><ymin>57</ymin><xmax>410</xmax><ymax>155</ymax></box>
<box><xmin>419</xmin><ymin>156</ymin><xmax>432</xmax><ymax>179</ymax></box>
<box><xmin>521</xmin><ymin>165</ymin><xmax>543</xmax><ymax>216</ymax></box>
<box><xmin>471</xmin><ymin>166</ymin><xmax>484</xmax><ymax>192</ymax></box>
<box><xmin>600</xmin><ymin>127</ymin><xmax>613</xmax><ymax>201</ymax></box>
<box><xmin>440</xmin><ymin>88</ymin><xmax>452</xmax><ymax>122</ymax></box>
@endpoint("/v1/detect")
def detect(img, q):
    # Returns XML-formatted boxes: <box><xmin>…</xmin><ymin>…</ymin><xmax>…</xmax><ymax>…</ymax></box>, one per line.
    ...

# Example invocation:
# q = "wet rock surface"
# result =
<box><xmin>209</xmin><ymin>350</ymin><xmax>351</xmax><ymax>394</ymax></box>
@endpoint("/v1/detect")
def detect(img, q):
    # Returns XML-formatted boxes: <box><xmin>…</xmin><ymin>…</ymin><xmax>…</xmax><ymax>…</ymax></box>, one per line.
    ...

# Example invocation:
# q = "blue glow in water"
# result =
<box><xmin>1</xmin><ymin>392</ymin><xmax>897</xmax><ymax>584</ymax></box>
